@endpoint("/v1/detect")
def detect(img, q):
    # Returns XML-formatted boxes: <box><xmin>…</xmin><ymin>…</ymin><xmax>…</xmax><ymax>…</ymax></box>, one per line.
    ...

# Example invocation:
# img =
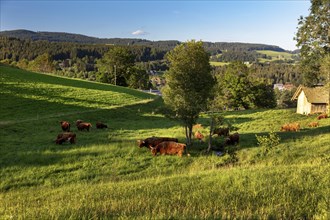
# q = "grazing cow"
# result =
<box><xmin>212</xmin><ymin>127</ymin><xmax>229</xmax><ymax>137</ymax></box>
<box><xmin>280</xmin><ymin>123</ymin><xmax>300</xmax><ymax>132</ymax></box>
<box><xmin>317</xmin><ymin>114</ymin><xmax>328</xmax><ymax>120</ymax></box>
<box><xmin>60</xmin><ymin>121</ymin><xmax>70</xmax><ymax>132</ymax></box>
<box><xmin>150</xmin><ymin>141</ymin><xmax>189</xmax><ymax>157</ymax></box>
<box><xmin>308</xmin><ymin>121</ymin><xmax>319</xmax><ymax>127</ymax></box>
<box><xmin>76</xmin><ymin>120</ymin><xmax>84</xmax><ymax>126</ymax></box>
<box><xmin>96</xmin><ymin>122</ymin><xmax>108</xmax><ymax>129</ymax></box>
<box><xmin>138</xmin><ymin>137</ymin><xmax>178</xmax><ymax>149</ymax></box>
<box><xmin>77</xmin><ymin>122</ymin><xmax>92</xmax><ymax>131</ymax></box>
<box><xmin>194</xmin><ymin>131</ymin><xmax>204</xmax><ymax>142</ymax></box>
<box><xmin>56</xmin><ymin>132</ymin><xmax>76</xmax><ymax>144</ymax></box>
<box><xmin>224</xmin><ymin>133</ymin><xmax>239</xmax><ymax>146</ymax></box>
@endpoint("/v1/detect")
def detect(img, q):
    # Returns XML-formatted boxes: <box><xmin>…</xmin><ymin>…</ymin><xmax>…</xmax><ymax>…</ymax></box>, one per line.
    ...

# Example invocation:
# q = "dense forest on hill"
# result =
<box><xmin>0</xmin><ymin>29</ymin><xmax>292</xmax><ymax>54</ymax></box>
<box><xmin>0</xmin><ymin>32</ymin><xmax>301</xmax><ymax>93</ymax></box>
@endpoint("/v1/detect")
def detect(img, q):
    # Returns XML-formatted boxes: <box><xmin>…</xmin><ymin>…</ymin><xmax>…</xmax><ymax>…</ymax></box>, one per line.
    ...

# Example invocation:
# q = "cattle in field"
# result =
<box><xmin>224</xmin><ymin>133</ymin><xmax>239</xmax><ymax>146</ymax></box>
<box><xmin>317</xmin><ymin>114</ymin><xmax>328</xmax><ymax>120</ymax></box>
<box><xmin>150</xmin><ymin>141</ymin><xmax>189</xmax><ymax>157</ymax></box>
<box><xmin>280</xmin><ymin>123</ymin><xmax>300</xmax><ymax>132</ymax></box>
<box><xmin>77</xmin><ymin>122</ymin><xmax>92</xmax><ymax>131</ymax></box>
<box><xmin>193</xmin><ymin>123</ymin><xmax>203</xmax><ymax>130</ymax></box>
<box><xmin>194</xmin><ymin>131</ymin><xmax>204</xmax><ymax>142</ymax></box>
<box><xmin>308</xmin><ymin>122</ymin><xmax>319</xmax><ymax>127</ymax></box>
<box><xmin>76</xmin><ymin>120</ymin><xmax>84</xmax><ymax>126</ymax></box>
<box><xmin>96</xmin><ymin>122</ymin><xmax>108</xmax><ymax>129</ymax></box>
<box><xmin>56</xmin><ymin>132</ymin><xmax>76</xmax><ymax>144</ymax></box>
<box><xmin>137</xmin><ymin>137</ymin><xmax>178</xmax><ymax>149</ymax></box>
<box><xmin>60</xmin><ymin>121</ymin><xmax>70</xmax><ymax>132</ymax></box>
<box><xmin>212</xmin><ymin>127</ymin><xmax>229</xmax><ymax>137</ymax></box>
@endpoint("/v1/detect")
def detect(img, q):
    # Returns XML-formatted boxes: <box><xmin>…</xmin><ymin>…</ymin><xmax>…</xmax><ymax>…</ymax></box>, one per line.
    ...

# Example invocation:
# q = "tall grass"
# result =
<box><xmin>0</xmin><ymin>65</ymin><xmax>329</xmax><ymax>219</ymax></box>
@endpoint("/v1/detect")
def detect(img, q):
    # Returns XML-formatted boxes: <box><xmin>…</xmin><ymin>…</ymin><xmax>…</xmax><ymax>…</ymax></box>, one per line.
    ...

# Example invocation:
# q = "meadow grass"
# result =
<box><xmin>0</xmin><ymin>65</ymin><xmax>329</xmax><ymax>219</ymax></box>
<box><xmin>210</xmin><ymin>61</ymin><xmax>230</xmax><ymax>66</ymax></box>
<box><xmin>256</xmin><ymin>50</ymin><xmax>295</xmax><ymax>63</ymax></box>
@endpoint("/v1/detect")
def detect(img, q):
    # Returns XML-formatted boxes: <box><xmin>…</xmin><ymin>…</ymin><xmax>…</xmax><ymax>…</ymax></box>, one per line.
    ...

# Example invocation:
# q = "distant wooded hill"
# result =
<box><xmin>0</xmin><ymin>29</ymin><xmax>289</xmax><ymax>53</ymax></box>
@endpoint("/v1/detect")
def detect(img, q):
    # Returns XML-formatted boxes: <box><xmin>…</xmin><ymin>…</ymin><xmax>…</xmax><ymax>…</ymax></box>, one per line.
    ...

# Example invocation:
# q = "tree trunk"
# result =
<box><xmin>188</xmin><ymin>123</ymin><xmax>193</xmax><ymax>147</ymax></box>
<box><xmin>207</xmin><ymin>117</ymin><xmax>214</xmax><ymax>153</ymax></box>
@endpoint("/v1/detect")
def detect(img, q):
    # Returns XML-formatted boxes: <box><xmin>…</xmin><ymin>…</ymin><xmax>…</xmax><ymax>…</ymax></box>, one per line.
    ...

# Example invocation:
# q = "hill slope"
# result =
<box><xmin>0</xmin><ymin>29</ymin><xmax>286</xmax><ymax>52</ymax></box>
<box><xmin>0</xmin><ymin>65</ymin><xmax>329</xmax><ymax>219</ymax></box>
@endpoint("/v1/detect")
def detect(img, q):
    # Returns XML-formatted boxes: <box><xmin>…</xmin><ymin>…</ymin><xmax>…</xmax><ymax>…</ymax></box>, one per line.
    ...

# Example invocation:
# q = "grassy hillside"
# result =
<box><xmin>0</xmin><ymin>65</ymin><xmax>329</xmax><ymax>219</ymax></box>
<box><xmin>257</xmin><ymin>50</ymin><xmax>297</xmax><ymax>63</ymax></box>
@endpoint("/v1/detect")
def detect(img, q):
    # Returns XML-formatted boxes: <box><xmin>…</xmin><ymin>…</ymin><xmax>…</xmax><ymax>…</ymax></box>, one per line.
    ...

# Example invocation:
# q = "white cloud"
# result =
<box><xmin>132</xmin><ymin>30</ymin><xmax>149</xmax><ymax>36</ymax></box>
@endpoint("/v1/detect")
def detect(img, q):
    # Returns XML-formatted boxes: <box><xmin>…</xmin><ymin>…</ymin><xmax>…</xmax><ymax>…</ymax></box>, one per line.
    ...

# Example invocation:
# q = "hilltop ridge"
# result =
<box><xmin>0</xmin><ymin>29</ymin><xmax>288</xmax><ymax>52</ymax></box>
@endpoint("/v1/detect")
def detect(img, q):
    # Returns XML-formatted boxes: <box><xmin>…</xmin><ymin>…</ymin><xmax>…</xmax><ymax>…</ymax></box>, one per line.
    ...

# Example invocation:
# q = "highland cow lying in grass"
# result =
<box><xmin>96</xmin><ymin>122</ymin><xmax>108</xmax><ymax>129</ymax></box>
<box><xmin>224</xmin><ymin>133</ymin><xmax>240</xmax><ymax>146</ymax></box>
<box><xmin>150</xmin><ymin>141</ymin><xmax>189</xmax><ymax>157</ymax></box>
<box><xmin>317</xmin><ymin>114</ymin><xmax>328</xmax><ymax>120</ymax></box>
<box><xmin>308</xmin><ymin>121</ymin><xmax>319</xmax><ymax>127</ymax></box>
<box><xmin>56</xmin><ymin>132</ymin><xmax>76</xmax><ymax>144</ymax></box>
<box><xmin>280</xmin><ymin>123</ymin><xmax>300</xmax><ymax>132</ymax></box>
<box><xmin>194</xmin><ymin>131</ymin><xmax>204</xmax><ymax>142</ymax></box>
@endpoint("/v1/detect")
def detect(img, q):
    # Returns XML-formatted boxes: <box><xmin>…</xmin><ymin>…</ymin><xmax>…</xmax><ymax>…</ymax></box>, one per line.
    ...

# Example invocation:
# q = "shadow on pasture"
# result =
<box><xmin>185</xmin><ymin>124</ymin><xmax>330</xmax><ymax>155</ymax></box>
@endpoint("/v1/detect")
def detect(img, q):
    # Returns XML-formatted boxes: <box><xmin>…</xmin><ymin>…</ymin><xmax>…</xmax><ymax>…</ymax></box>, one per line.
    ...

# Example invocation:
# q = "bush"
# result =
<box><xmin>256</xmin><ymin>131</ymin><xmax>281</xmax><ymax>156</ymax></box>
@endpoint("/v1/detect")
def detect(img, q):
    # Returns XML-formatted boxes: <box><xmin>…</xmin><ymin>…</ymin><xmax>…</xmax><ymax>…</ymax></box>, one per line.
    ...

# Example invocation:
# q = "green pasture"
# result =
<box><xmin>257</xmin><ymin>50</ymin><xmax>296</xmax><ymax>63</ymax></box>
<box><xmin>0</xmin><ymin>65</ymin><xmax>329</xmax><ymax>219</ymax></box>
<box><xmin>210</xmin><ymin>61</ymin><xmax>230</xmax><ymax>66</ymax></box>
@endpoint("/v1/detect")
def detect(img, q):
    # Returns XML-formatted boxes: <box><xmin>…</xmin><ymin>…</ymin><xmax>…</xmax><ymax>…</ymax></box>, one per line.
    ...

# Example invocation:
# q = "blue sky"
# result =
<box><xmin>1</xmin><ymin>0</ymin><xmax>310</xmax><ymax>50</ymax></box>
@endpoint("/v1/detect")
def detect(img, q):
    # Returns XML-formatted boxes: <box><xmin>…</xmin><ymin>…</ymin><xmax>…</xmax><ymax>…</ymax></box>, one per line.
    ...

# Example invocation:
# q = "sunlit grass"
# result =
<box><xmin>0</xmin><ymin>65</ymin><xmax>329</xmax><ymax>219</ymax></box>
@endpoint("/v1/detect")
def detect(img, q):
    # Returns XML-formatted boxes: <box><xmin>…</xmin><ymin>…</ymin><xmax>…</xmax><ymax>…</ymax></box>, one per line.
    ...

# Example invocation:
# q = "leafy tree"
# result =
<box><xmin>29</xmin><ymin>53</ymin><xmax>54</xmax><ymax>73</ymax></box>
<box><xmin>250</xmin><ymin>83</ymin><xmax>277</xmax><ymax>108</ymax></box>
<box><xmin>162</xmin><ymin>40</ymin><xmax>215</xmax><ymax>146</ymax></box>
<box><xmin>216</xmin><ymin>62</ymin><xmax>252</xmax><ymax>109</ymax></box>
<box><xmin>127</xmin><ymin>65</ymin><xmax>150</xmax><ymax>89</ymax></box>
<box><xmin>295</xmin><ymin>0</ymin><xmax>330</xmax><ymax>86</ymax></box>
<box><xmin>96</xmin><ymin>46</ymin><xmax>135</xmax><ymax>86</ymax></box>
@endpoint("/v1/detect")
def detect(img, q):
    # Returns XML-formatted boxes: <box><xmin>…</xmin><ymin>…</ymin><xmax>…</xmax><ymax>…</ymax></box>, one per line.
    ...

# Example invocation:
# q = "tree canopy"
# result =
<box><xmin>295</xmin><ymin>0</ymin><xmax>330</xmax><ymax>86</ymax></box>
<box><xmin>162</xmin><ymin>40</ymin><xmax>215</xmax><ymax>146</ymax></box>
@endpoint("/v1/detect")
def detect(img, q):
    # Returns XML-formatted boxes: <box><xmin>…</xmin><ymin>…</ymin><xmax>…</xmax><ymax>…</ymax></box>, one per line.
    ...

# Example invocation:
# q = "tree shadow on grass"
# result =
<box><xmin>187</xmin><ymin>125</ymin><xmax>330</xmax><ymax>154</ymax></box>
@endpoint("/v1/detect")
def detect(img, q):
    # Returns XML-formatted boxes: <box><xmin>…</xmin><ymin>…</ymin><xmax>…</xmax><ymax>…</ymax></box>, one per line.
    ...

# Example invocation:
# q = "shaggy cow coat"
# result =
<box><xmin>138</xmin><ymin>137</ymin><xmax>179</xmax><ymax>149</ymax></box>
<box><xmin>151</xmin><ymin>141</ymin><xmax>188</xmax><ymax>157</ymax></box>
<box><xmin>224</xmin><ymin>133</ymin><xmax>240</xmax><ymax>146</ymax></box>
<box><xmin>56</xmin><ymin>132</ymin><xmax>76</xmax><ymax>144</ymax></box>
<box><xmin>60</xmin><ymin>121</ymin><xmax>70</xmax><ymax>132</ymax></box>
<box><xmin>96</xmin><ymin>122</ymin><xmax>108</xmax><ymax>129</ymax></box>
<box><xmin>77</xmin><ymin>122</ymin><xmax>92</xmax><ymax>131</ymax></box>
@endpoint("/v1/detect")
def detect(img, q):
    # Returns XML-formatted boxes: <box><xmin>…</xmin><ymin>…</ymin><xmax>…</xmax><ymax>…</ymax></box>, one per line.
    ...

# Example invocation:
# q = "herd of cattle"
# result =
<box><xmin>55</xmin><ymin>113</ymin><xmax>328</xmax><ymax>157</ymax></box>
<box><xmin>280</xmin><ymin>113</ymin><xmax>328</xmax><ymax>132</ymax></box>
<box><xmin>135</xmin><ymin>126</ymin><xmax>240</xmax><ymax>157</ymax></box>
<box><xmin>55</xmin><ymin>120</ymin><xmax>108</xmax><ymax>144</ymax></box>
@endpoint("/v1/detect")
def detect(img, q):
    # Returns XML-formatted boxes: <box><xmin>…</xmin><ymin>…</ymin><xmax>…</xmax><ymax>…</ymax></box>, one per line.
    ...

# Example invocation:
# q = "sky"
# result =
<box><xmin>0</xmin><ymin>0</ymin><xmax>311</xmax><ymax>51</ymax></box>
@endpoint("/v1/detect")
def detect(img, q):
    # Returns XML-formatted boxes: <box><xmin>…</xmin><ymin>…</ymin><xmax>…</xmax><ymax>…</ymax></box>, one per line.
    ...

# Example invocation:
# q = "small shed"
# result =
<box><xmin>291</xmin><ymin>85</ymin><xmax>329</xmax><ymax>115</ymax></box>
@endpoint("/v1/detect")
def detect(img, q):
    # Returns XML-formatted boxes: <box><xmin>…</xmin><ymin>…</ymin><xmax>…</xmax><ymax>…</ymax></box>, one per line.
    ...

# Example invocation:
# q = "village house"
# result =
<box><xmin>273</xmin><ymin>83</ymin><xmax>295</xmax><ymax>91</ymax></box>
<box><xmin>291</xmin><ymin>85</ymin><xmax>329</xmax><ymax>115</ymax></box>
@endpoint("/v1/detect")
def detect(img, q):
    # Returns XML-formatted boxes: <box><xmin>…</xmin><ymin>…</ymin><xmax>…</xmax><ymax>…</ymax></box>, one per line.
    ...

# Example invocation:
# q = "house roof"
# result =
<box><xmin>292</xmin><ymin>85</ymin><xmax>329</xmax><ymax>104</ymax></box>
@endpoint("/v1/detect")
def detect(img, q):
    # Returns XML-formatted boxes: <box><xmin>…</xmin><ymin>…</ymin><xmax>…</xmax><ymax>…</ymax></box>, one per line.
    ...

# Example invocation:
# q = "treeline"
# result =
<box><xmin>214</xmin><ymin>62</ymin><xmax>302</xmax><ymax>86</ymax></box>
<box><xmin>0</xmin><ymin>29</ymin><xmax>291</xmax><ymax>55</ymax></box>
<box><xmin>203</xmin><ymin>42</ymin><xmax>286</xmax><ymax>54</ymax></box>
<box><xmin>0</xmin><ymin>36</ymin><xmax>302</xmax><ymax>93</ymax></box>
<box><xmin>0</xmin><ymin>37</ymin><xmax>167</xmax><ymax>62</ymax></box>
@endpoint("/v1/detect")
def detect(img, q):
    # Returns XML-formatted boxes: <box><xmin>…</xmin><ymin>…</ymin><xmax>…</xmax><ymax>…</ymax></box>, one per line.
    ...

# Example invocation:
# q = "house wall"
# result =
<box><xmin>311</xmin><ymin>103</ymin><xmax>328</xmax><ymax>114</ymax></box>
<box><xmin>297</xmin><ymin>91</ymin><xmax>311</xmax><ymax>114</ymax></box>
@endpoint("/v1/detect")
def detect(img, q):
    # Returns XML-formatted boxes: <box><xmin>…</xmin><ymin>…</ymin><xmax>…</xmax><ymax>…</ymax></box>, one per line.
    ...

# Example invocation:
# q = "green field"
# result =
<box><xmin>0</xmin><ymin>65</ymin><xmax>329</xmax><ymax>219</ymax></box>
<box><xmin>257</xmin><ymin>50</ymin><xmax>297</xmax><ymax>63</ymax></box>
<box><xmin>210</xmin><ymin>61</ymin><xmax>230</xmax><ymax>66</ymax></box>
